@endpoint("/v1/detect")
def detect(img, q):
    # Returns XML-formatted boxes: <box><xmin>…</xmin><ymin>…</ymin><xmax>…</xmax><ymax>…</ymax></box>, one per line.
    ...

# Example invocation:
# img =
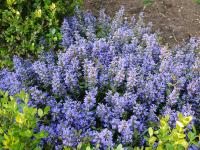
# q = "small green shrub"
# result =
<box><xmin>0</xmin><ymin>0</ymin><xmax>82</xmax><ymax>68</ymax></box>
<box><xmin>0</xmin><ymin>90</ymin><xmax>49</xmax><ymax>150</ymax></box>
<box><xmin>143</xmin><ymin>0</ymin><xmax>154</xmax><ymax>5</ymax></box>
<box><xmin>195</xmin><ymin>0</ymin><xmax>200</xmax><ymax>4</ymax></box>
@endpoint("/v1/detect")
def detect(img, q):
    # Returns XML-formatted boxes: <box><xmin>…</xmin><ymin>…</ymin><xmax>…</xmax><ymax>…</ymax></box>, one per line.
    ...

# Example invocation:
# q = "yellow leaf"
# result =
<box><xmin>176</xmin><ymin>121</ymin><xmax>184</xmax><ymax>130</ymax></box>
<box><xmin>49</xmin><ymin>3</ymin><xmax>56</xmax><ymax>11</ymax></box>
<box><xmin>160</xmin><ymin>120</ymin><xmax>167</xmax><ymax>127</ymax></box>
<box><xmin>182</xmin><ymin>116</ymin><xmax>192</xmax><ymax>126</ymax></box>
<box><xmin>2</xmin><ymin>140</ymin><xmax>9</xmax><ymax>149</ymax></box>
<box><xmin>178</xmin><ymin>113</ymin><xmax>183</xmax><ymax>120</ymax></box>
<box><xmin>149</xmin><ymin>136</ymin><xmax>157</xmax><ymax>145</ymax></box>
<box><xmin>16</xmin><ymin>113</ymin><xmax>24</xmax><ymax>124</ymax></box>
<box><xmin>6</xmin><ymin>0</ymin><xmax>15</xmax><ymax>5</ymax></box>
<box><xmin>3</xmin><ymin>134</ymin><xmax>10</xmax><ymax>149</ymax></box>
<box><xmin>148</xmin><ymin>127</ymin><xmax>154</xmax><ymax>137</ymax></box>
<box><xmin>177</xmin><ymin>133</ymin><xmax>186</xmax><ymax>139</ymax></box>
<box><xmin>35</xmin><ymin>9</ymin><xmax>42</xmax><ymax>18</ymax></box>
<box><xmin>174</xmin><ymin>139</ymin><xmax>188</xmax><ymax>149</ymax></box>
<box><xmin>156</xmin><ymin>145</ymin><xmax>163</xmax><ymax>150</ymax></box>
<box><xmin>16</xmin><ymin>11</ymin><xmax>20</xmax><ymax>15</ymax></box>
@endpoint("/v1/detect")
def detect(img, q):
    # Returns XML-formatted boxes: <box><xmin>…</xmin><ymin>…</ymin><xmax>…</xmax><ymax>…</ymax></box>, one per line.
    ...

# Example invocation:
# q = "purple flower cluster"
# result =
<box><xmin>0</xmin><ymin>8</ymin><xmax>200</xmax><ymax>148</ymax></box>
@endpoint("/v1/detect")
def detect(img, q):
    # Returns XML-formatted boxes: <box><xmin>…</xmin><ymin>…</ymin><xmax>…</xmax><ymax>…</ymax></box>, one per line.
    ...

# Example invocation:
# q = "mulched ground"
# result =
<box><xmin>83</xmin><ymin>0</ymin><xmax>200</xmax><ymax>47</ymax></box>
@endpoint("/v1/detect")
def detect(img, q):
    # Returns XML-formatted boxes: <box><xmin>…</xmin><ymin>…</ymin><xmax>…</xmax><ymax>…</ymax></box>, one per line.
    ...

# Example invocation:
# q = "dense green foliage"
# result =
<box><xmin>0</xmin><ymin>90</ymin><xmax>49</xmax><ymax>150</ymax></box>
<box><xmin>0</xmin><ymin>0</ymin><xmax>82</xmax><ymax>68</ymax></box>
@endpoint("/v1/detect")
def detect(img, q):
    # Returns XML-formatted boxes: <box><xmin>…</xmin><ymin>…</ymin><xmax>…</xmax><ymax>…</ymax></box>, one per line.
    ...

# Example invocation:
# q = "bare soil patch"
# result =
<box><xmin>83</xmin><ymin>0</ymin><xmax>200</xmax><ymax>46</ymax></box>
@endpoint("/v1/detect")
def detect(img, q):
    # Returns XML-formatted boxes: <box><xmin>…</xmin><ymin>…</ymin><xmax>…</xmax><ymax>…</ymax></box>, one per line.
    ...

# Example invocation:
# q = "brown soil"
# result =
<box><xmin>83</xmin><ymin>0</ymin><xmax>200</xmax><ymax>47</ymax></box>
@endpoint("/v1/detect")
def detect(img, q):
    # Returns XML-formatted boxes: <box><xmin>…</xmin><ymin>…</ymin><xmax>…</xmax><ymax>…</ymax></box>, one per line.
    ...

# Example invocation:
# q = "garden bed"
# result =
<box><xmin>0</xmin><ymin>0</ymin><xmax>200</xmax><ymax>149</ymax></box>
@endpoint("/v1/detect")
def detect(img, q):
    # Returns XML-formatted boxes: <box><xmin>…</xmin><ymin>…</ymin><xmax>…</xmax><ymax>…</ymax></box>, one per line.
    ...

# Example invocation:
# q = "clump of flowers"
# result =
<box><xmin>0</xmin><ymin>8</ymin><xmax>199</xmax><ymax>149</ymax></box>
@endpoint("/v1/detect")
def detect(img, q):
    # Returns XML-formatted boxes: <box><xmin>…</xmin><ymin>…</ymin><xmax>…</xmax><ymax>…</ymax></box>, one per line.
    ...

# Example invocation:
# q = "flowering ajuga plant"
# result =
<box><xmin>0</xmin><ymin>7</ymin><xmax>200</xmax><ymax>149</ymax></box>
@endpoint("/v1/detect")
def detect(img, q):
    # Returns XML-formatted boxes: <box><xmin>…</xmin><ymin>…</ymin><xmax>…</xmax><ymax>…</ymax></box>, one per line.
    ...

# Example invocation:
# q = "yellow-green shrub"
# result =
<box><xmin>137</xmin><ymin>113</ymin><xmax>200</xmax><ymax>150</ymax></box>
<box><xmin>0</xmin><ymin>90</ymin><xmax>49</xmax><ymax>150</ymax></box>
<box><xmin>0</xmin><ymin>0</ymin><xmax>82</xmax><ymax>68</ymax></box>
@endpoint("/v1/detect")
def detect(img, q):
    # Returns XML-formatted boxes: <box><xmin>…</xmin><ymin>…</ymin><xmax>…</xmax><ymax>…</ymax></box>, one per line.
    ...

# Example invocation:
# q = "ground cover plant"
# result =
<box><xmin>0</xmin><ymin>7</ymin><xmax>200</xmax><ymax>149</ymax></box>
<box><xmin>0</xmin><ymin>0</ymin><xmax>82</xmax><ymax>68</ymax></box>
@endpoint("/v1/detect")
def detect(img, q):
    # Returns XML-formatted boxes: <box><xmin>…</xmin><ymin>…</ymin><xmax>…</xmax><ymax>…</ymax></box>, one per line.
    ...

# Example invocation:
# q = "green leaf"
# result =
<box><xmin>160</xmin><ymin>119</ymin><xmax>167</xmax><ymax>127</ymax></box>
<box><xmin>156</xmin><ymin>145</ymin><xmax>163</xmax><ymax>150</ymax></box>
<box><xmin>64</xmin><ymin>147</ymin><xmax>71</xmax><ymax>150</ymax></box>
<box><xmin>24</xmin><ymin>96</ymin><xmax>29</xmax><ymax>104</ymax></box>
<box><xmin>178</xmin><ymin>113</ymin><xmax>184</xmax><ymax>121</ymax></box>
<box><xmin>20</xmin><ymin>130</ymin><xmax>33</xmax><ymax>138</ymax></box>
<box><xmin>175</xmin><ymin>139</ymin><xmax>188</xmax><ymax>149</ymax></box>
<box><xmin>19</xmin><ymin>90</ymin><xmax>26</xmax><ymax>100</ymax></box>
<box><xmin>38</xmin><ymin>109</ymin><xmax>43</xmax><ymax>118</ymax></box>
<box><xmin>4</xmin><ymin>91</ymin><xmax>9</xmax><ymax>99</ymax></box>
<box><xmin>53</xmin><ymin>37</ymin><xmax>58</xmax><ymax>41</ymax></box>
<box><xmin>95</xmin><ymin>143</ymin><xmax>100</xmax><ymax>149</ymax></box>
<box><xmin>86</xmin><ymin>145</ymin><xmax>91</xmax><ymax>150</ymax></box>
<box><xmin>51</xmin><ymin>28</ymin><xmax>56</xmax><ymax>34</ymax></box>
<box><xmin>148</xmin><ymin>127</ymin><xmax>154</xmax><ymax>137</ymax></box>
<box><xmin>165</xmin><ymin>143</ymin><xmax>174</xmax><ymax>150</ymax></box>
<box><xmin>0</xmin><ymin>128</ymin><xmax>3</xmax><ymax>134</ymax></box>
<box><xmin>4</xmin><ymin>134</ymin><xmax>9</xmax><ymax>140</ymax></box>
<box><xmin>192</xmin><ymin>125</ymin><xmax>197</xmax><ymax>135</ymax></box>
<box><xmin>166</xmin><ymin>89</ymin><xmax>171</xmax><ymax>96</ymax></box>
<box><xmin>34</xmin><ymin>147</ymin><xmax>42</xmax><ymax>150</ymax></box>
<box><xmin>126</xmin><ymin>147</ymin><xmax>134</xmax><ymax>150</ymax></box>
<box><xmin>77</xmin><ymin>142</ymin><xmax>82</xmax><ymax>150</ymax></box>
<box><xmin>35</xmin><ymin>131</ymin><xmax>48</xmax><ymax>139</ymax></box>
<box><xmin>0</xmin><ymin>90</ymin><xmax>5</xmax><ymax>96</ymax></box>
<box><xmin>44</xmin><ymin>106</ymin><xmax>50</xmax><ymax>115</ymax></box>
<box><xmin>154</xmin><ymin>130</ymin><xmax>159</xmax><ymax>135</ymax></box>
<box><xmin>182</xmin><ymin>116</ymin><xmax>192</xmax><ymax>126</ymax></box>
<box><xmin>7</xmin><ymin>0</ymin><xmax>15</xmax><ymax>5</ymax></box>
<box><xmin>177</xmin><ymin>133</ymin><xmax>186</xmax><ymax>139</ymax></box>
<box><xmin>116</xmin><ymin>144</ymin><xmax>124</xmax><ymax>150</ymax></box>
<box><xmin>164</xmin><ymin>115</ymin><xmax>170</xmax><ymax>122</ymax></box>
<box><xmin>176</xmin><ymin>121</ymin><xmax>184</xmax><ymax>129</ymax></box>
<box><xmin>16</xmin><ymin>113</ymin><xmax>24</xmax><ymax>124</ymax></box>
<box><xmin>149</xmin><ymin>136</ymin><xmax>157</xmax><ymax>145</ymax></box>
<box><xmin>25</xmin><ymin>130</ymin><xmax>33</xmax><ymax>138</ymax></box>
<box><xmin>188</xmin><ymin>132</ymin><xmax>196</xmax><ymax>141</ymax></box>
<box><xmin>167</xmin><ymin>82</ymin><xmax>173</xmax><ymax>88</ymax></box>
